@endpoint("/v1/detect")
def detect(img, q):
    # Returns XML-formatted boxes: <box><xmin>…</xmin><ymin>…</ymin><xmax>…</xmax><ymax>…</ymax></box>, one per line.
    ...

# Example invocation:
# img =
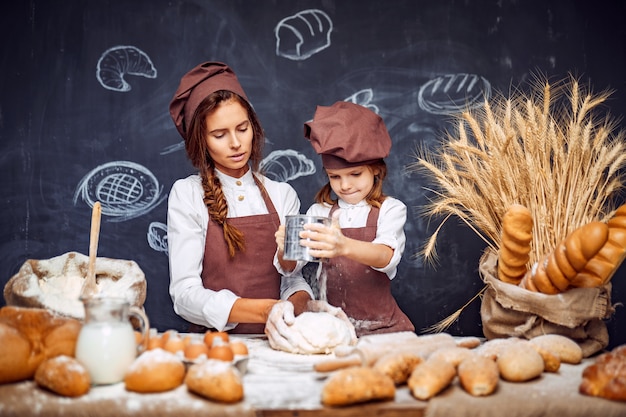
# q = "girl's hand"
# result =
<box><xmin>300</xmin><ymin>211</ymin><xmax>344</xmax><ymax>259</ymax></box>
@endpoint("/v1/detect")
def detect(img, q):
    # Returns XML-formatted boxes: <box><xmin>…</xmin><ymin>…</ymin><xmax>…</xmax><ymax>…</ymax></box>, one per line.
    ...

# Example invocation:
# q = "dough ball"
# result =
<box><xmin>281</xmin><ymin>311</ymin><xmax>353</xmax><ymax>355</ymax></box>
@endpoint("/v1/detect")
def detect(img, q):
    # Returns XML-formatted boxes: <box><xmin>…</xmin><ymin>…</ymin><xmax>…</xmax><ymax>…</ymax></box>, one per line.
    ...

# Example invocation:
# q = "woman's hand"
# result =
<box><xmin>306</xmin><ymin>300</ymin><xmax>357</xmax><ymax>345</ymax></box>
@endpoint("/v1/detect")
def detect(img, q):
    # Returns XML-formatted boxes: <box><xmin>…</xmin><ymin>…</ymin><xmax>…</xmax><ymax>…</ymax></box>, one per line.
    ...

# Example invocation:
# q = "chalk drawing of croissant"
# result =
<box><xmin>96</xmin><ymin>45</ymin><xmax>157</xmax><ymax>92</ymax></box>
<box><xmin>418</xmin><ymin>73</ymin><xmax>491</xmax><ymax>115</ymax></box>
<box><xmin>260</xmin><ymin>150</ymin><xmax>316</xmax><ymax>182</ymax></box>
<box><xmin>275</xmin><ymin>9</ymin><xmax>333</xmax><ymax>61</ymax></box>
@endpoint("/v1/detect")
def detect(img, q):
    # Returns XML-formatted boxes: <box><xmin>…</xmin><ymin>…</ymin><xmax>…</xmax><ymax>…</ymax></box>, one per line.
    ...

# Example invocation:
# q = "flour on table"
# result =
<box><xmin>277</xmin><ymin>312</ymin><xmax>353</xmax><ymax>355</ymax></box>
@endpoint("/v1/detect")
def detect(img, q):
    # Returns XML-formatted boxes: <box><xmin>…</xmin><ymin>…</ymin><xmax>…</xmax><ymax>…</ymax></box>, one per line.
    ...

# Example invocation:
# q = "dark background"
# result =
<box><xmin>1</xmin><ymin>0</ymin><xmax>625</xmax><ymax>349</ymax></box>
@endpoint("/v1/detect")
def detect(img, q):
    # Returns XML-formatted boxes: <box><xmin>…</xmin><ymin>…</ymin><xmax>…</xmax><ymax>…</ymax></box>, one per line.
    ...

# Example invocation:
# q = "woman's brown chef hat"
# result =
<box><xmin>304</xmin><ymin>101</ymin><xmax>392</xmax><ymax>169</ymax></box>
<box><xmin>169</xmin><ymin>61</ymin><xmax>248</xmax><ymax>139</ymax></box>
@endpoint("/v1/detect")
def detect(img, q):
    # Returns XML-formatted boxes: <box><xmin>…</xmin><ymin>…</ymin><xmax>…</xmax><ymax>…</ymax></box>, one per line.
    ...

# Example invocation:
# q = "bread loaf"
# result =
<box><xmin>34</xmin><ymin>355</ymin><xmax>90</xmax><ymax>397</ymax></box>
<box><xmin>124</xmin><ymin>348</ymin><xmax>186</xmax><ymax>393</ymax></box>
<box><xmin>529</xmin><ymin>334</ymin><xmax>582</xmax><ymax>364</ymax></box>
<box><xmin>573</xmin><ymin>204</ymin><xmax>626</xmax><ymax>287</ymax></box>
<box><xmin>0</xmin><ymin>306</ymin><xmax>81</xmax><ymax>384</ymax></box>
<box><xmin>427</xmin><ymin>346</ymin><xmax>475</xmax><ymax>368</ymax></box>
<box><xmin>496</xmin><ymin>340</ymin><xmax>544</xmax><ymax>382</ymax></box>
<box><xmin>321</xmin><ymin>366</ymin><xmax>395</xmax><ymax>406</ymax></box>
<box><xmin>498</xmin><ymin>204</ymin><xmax>533</xmax><ymax>284</ymax></box>
<box><xmin>185</xmin><ymin>359</ymin><xmax>244</xmax><ymax>403</ymax></box>
<box><xmin>580</xmin><ymin>344</ymin><xmax>626</xmax><ymax>401</ymax></box>
<box><xmin>373</xmin><ymin>352</ymin><xmax>423</xmax><ymax>385</ymax></box>
<box><xmin>457</xmin><ymin>354</ymin><xmax>499</xmax><ymax>396</ymax></box>
<box><xmin>520</xmin><ymin>221</ymin><xmax>609</xmax><ymax>294</ymax></box>
<box><xmin>407</xmin><ymin>357</ymin><xmax>456</xmax><ymax>400</ymax></box>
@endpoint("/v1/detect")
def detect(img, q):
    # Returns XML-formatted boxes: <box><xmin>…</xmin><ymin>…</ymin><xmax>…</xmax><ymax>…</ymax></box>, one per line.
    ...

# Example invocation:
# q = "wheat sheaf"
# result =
<box><xmin>412</xmin><ymin>74</ymin><xmax>626</xmax><ymax>331</ymax></box>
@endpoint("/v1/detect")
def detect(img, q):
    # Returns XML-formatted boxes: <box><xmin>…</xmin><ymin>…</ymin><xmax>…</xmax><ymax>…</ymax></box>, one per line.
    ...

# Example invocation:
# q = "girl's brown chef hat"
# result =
<box><xmin>169</xmin><ymin>61</ymin><xmax>248</xmax><ymax>140</ymax></box>
<box><xmin>304</xmin><ymin>101</ymin><xmax>392</xmax><ymax>169</ymax></box>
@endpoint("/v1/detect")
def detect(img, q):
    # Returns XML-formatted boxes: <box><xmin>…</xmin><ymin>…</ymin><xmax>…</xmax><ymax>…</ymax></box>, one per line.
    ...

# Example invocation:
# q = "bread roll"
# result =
<box><xmin>573</xmin><ymin>204</ymin><xmax>626</xmax><ymax>287</ymax></box>
<box><xmin>529</xmin><ymin>334</ymin><xmax>582</xmax><ymax>364</ymax></box>
<box><xmin>474</xmin><ymin>337</ymin><xmax>523</xmax><ymax>360</ymax></box>
<box><xmin>496</xmin><ymin>340</ymin><xmax>544</xmax><ymax>382</ymax></box>
<box><xmin>520</xmin><ymin>221</ymin><xmax>609</xmax><ymax>294</ymax></box>
<box><xmin>373</xmin><ymin>352</ymin><xmax>423</xmax><ymax>385</ymax></box>
<box><xmin>34</xmin><ymin>355</ymin><xmax>90</xmax><ymax>397</ymax></box>
<box><xmin>580</xmin><ymin>344</ymin><xmax>626</xmax><ymax>401</ymax></box>
<box><xmin>321</xmin><ymin>366</ymin><xmax>395</xmax><ymax>406</ymax></box>
<box><xmin>0</xmin><ymin>323</ymin><xmax>33</xmax><ymax>384</ymax></box>
<box><xmin>185</xmin><ymin>359</ymin><xmax>244</xmax><ymax>403</ymax></box>
<box><xmin>457</xmin><ymin>354</ymin><xmax>499</xmax><ymax>396</ymax></box>
<box><xmin>528</xmin><ymin>342</ymin><xmax>561</xmax><ymax>372</ymax></box>
<box><xmin>498</xmin><ymin>204</ymin><xmax>533</xmax><ymax>284</ymax></box>
<box><xmin>427</xmin><ymin>346</ymin><xmax>475</xmax><ymax>368</ymax></box>
<box><xmin>0</xmin><ymin>306</ymin><xmax>81</xmax><ymax>384</ymax></box>
<box><xmin>407</xmin><ymin>357</ymin><xmax>456</xmax><ymax>400</ymax></box>
<box><xmin>124</xmin><ymin>348</ymin><xmax>185</xmax><ymax>393</ymax></box>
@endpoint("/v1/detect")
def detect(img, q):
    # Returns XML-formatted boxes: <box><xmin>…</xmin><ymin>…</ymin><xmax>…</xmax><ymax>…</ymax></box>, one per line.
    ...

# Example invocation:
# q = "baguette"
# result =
<box><xmin>407</xmin><ymin>357</ymin><xmax>456</xmax><ymax>400</ymax></box>
<box><xmin>498</xmin><ymin>204</ymin><xmax>533</xmax><ymax>284</ymax></box>
<box><xmin>520</xmin><ymin>221</ymin><xmax>609</xmax><ymax>294</ymax></box>
<box><xmin>573</xmin><ymin>204</ymin><xmax>626</xmax><ymax>287</ymax></box>
<box><xmin>373</xmin><ymin>352</ymin><xmax>423</xmax><ymax>385</ymax></box>
<box><xmin>457</xmin><ymin>354</ymin><xmax>499</xmax><ymax>396</ymax></box>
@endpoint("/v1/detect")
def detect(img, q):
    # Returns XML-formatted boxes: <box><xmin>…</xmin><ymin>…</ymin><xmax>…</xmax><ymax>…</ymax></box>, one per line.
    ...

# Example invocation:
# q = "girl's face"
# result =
<box><xmin>325</xmin><ymin>165</ymin><xmax>378</xmax><ymax>205</ymax></box>
<box><xmin>204</xmin><ymin>98</ymin><xmax>253</xmax><ymax>178</ymax></box>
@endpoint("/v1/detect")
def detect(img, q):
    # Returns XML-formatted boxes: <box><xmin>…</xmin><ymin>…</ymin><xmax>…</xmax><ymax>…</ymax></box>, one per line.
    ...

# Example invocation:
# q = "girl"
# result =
<box><xmin>167</xmin><ymin>61</ymin><xmax>320</xmax><ymax>339</ymax></box>
<box><xmin>276</xmin><ymin>101</ymin><xmax>415</xmax><ymax>336</ymax></box>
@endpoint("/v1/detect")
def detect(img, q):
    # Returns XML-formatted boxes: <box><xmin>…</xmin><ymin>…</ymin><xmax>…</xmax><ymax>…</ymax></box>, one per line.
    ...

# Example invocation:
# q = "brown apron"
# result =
<box><xmin>197</xmin><ymin>177</ymin><xmax>281</xmax><ymax>334</ymax></box>
<box><xmin>325</xmin><ymin>204</ymin><xmax>415</xmax><ymax>336</ymax></box>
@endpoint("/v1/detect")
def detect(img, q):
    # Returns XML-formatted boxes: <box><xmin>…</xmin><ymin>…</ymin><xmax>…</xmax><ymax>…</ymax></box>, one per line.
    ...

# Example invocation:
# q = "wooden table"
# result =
<box><xmin>1</xmin><ymin>335</ymin><xmax>625</xmax><ymax>417</ymax></box>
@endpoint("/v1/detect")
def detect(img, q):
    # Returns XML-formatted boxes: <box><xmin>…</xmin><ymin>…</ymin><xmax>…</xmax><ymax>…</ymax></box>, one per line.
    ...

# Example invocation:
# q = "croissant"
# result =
<box><xmin>498</xmin><ymin>204</ymin><xmax>533</xmax><ymax>285</ymax></box>
<box><xmin>571</xmin><ymin>204</ymin><xmax>626</xmax><ymax>287</ymax></box>
<box><xmin>520</xmin><ymin>221</ymin><xmax>609</xmax><ymax>294</ymax></box>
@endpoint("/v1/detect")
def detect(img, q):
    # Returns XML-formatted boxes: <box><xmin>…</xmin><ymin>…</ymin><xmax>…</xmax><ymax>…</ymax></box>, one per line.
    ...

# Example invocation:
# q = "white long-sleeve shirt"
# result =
<box><xmin>167</xmin><ymin>169</ymin><xmax>313</xmax><ymax>331</ymax></box>
<box><xmin>277</xmin><ymin>197</ymin><xmax>407</xmax><ymax>279</ymax></box>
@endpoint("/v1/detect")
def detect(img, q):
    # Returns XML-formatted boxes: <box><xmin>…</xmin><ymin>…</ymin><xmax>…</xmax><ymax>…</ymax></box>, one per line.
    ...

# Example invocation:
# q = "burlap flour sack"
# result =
<box><xmin>479</xmin><ymin>249</ymin><xmax>614</xmax><ymax>357</ymax></box>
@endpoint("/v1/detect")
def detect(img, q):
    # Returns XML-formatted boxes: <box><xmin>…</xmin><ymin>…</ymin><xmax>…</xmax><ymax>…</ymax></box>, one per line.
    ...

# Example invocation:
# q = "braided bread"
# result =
<box><xmin>520</xmin><ymin>221</ymin><xmax>609</xmax><ymax>294</ymax></box>
<box><xmin>498</xmin><ymin>204</ymin><xmax>533</xmax><ymax>284</ymax></box>
<box><xmin>572</xmin><ymin>204</ymin><xmax>626</xmax><ymax>287</ymax></box>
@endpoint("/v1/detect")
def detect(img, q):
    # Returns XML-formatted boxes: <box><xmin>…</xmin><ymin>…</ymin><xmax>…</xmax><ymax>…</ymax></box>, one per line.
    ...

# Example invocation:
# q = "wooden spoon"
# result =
<box><xmin>80</xmin><ymin>201</ymin><xmax>102</xmax><ymax>300</ymax></box>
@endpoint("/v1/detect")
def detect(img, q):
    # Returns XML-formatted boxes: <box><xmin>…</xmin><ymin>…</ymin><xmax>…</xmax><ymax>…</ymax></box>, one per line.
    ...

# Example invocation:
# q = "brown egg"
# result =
<box><xmin>134</xmin><ymin>331</ymin><xmax>143</xmax><ymax>346</ymax></box>
<box><xmin>147</xmin><ymin>333</ymin><xmax>164</xmax><ymax>350</ymax></box>
<box><xmin>229</xmin><ymin>341</ymin><xmax>249</xmax><ymax>356</ymax></box>
<box><xmin>184</xmin><ymin>341</ymin><xmax>211</xmax><ymax>360</ymax></box>
<box><xmin>203</xmin><ymin>331</ymin><xmax>229</xmax><ymax>348</ymax></box>
<box><xmin>207</xmin><ymin>344</ymin><xmax>234</xmax><ymax>362</ymax></box>
<box><xmin>163</xmin><ymin>332</ymin><xmax>185</xmax><ymax>353</ymax></box>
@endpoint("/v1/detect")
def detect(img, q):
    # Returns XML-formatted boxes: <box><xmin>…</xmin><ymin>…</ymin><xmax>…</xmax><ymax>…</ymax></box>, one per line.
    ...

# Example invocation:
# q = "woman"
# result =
<box><xmin>167</xmin><ymin>61</ymin><xmax>321</xmax><ymax>340</ymax></box>
<box><xmin>276</xmin><ymin>101</ymin><xmax>415</xmax><ymax>336</ymax></box>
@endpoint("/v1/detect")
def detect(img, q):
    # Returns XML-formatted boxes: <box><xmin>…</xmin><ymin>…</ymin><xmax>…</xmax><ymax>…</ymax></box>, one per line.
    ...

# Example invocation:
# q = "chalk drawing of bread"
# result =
<box><xmin>260</xmin><ymin>150</ymin><xmax>316</xmax><ymax>182</ymax></box>
<box><xmin>73</xmin><ymin>161</ymin><xmax>165</xmax><ymax>222</ymax></box>
<box><xmin>418</xmin><ymin>73</ymin><xmax>491</xmax><ymax>115</ymax></box>
<box><xmin>345</xmin><ymin>89</ymin><xmax>379</xmax><ymax>114</ymax></box>
<box><xmin>275</xmin><ymin>9</ymin><xmax>333</xmax><ymax>61</ymax></box>
<box><xmin>96</xmin><ymin>45</ymin><xmax>157</xmax><ymax>92</ymax></box>
<box><xmin>147</xmin><ymin>222</ymin><xmax>168</xmax><ymax>254</ymax></box>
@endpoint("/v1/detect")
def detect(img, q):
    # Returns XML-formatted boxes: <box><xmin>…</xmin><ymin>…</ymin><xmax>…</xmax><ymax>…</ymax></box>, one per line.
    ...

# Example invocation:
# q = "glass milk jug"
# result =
<box><xmin>75</xmin><ymin>297</ymin><xmax>149</xmax><ymax>385</ymax></box>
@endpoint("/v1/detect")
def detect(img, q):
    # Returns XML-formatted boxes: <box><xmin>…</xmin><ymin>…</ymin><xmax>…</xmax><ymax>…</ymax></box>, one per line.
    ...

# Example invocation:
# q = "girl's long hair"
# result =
<box><xmin>185</xmin><ymin>90</ymin><xmax>265</xmax><ymax>257</ymax></box>
<box><xmin>314</xmin><ymin>161</ymin><xmax>388</xmax><ymax>208</ymax></box>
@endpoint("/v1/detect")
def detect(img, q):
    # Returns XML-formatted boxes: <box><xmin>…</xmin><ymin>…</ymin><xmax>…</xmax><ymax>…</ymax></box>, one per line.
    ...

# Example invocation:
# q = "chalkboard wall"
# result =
<box><xmin>2</xmin><ymin>0</ymin><xmax>625</xmax><ymax>349</ymax></box>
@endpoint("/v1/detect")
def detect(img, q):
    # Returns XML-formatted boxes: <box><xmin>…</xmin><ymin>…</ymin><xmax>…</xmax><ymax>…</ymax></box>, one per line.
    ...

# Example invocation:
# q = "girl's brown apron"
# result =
<box><xmin>198</xmin><ymin>178</ymin><xmax>281</xmax><ymax>334</ymax></box>
<box><xmin>325</xmin><ymin>204</ymin><xmax>415</xmax><ymax>336</ymax></box>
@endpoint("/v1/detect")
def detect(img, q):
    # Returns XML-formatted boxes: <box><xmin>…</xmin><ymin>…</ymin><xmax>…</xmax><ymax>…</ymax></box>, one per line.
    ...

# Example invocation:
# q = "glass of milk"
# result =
<box><xmin>75</xmin><ymin>296</ymin><xmax>149</xmax><ymax>385</ymax></box>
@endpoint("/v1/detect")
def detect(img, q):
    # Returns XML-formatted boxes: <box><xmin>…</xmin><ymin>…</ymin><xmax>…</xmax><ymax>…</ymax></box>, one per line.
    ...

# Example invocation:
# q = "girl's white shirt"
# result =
<box><xmin>277</xmin><ymin>197</ymin><xmax>407</xmax><ymax>280</ymax></box>
<box><xmin>167</xmin><ymin>169</ymin><xmax>313</xmax><ymax>331</ymax></box>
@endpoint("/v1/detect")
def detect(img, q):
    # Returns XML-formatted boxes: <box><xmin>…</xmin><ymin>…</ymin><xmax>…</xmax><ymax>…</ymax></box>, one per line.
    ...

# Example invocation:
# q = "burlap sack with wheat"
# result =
<box><xmin>479</xmin><ymin>248</ymin><xmax>613</xmax><ymax>357</ymax></box>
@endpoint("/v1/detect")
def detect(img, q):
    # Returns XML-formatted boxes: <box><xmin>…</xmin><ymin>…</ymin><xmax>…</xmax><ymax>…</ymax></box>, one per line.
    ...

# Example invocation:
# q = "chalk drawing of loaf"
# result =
<box><xmin>73</xmin><ymin>161</ymin><xmax>166</xmax><ymax>222</ymax></box>
<box><xmin>96</xmin><ymin>45</ymin><xmax>157</xmax><ymax>92</ymax></box>
<box><xmin>418</xmin><ymin>73</ymin><xmax>491</xmax><ymax>115</ymax></box>
<box><xmin>275</xmin><ymin>9</ymin><xmax>333</xmax><ymax>61</ymax></box>
<box><xmin>147</xmin><ymin>221</ymin><xmax>168</xmax><ymax>255</ymax></box>
<box><xmin>345</xmin><ymin>88</ymin><xmax>380</xmax><ymax>114</ymax></box>
<box><xmin>260</xmin><ymin>149</ymin><xmax>316</xmax><ymax>182</ymax></box>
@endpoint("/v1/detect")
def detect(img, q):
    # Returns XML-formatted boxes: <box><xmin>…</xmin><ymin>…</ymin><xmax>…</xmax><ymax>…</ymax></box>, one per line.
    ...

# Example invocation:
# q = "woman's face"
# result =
<box><xmin>204</xmin><ymin>98</ymin><xmax>253</xmax><ymax>178</ymax></box>
<box><xmin>325</xmin><ymin>165</ymin><xmax>378</xmax><ymax>205</ymax></box>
